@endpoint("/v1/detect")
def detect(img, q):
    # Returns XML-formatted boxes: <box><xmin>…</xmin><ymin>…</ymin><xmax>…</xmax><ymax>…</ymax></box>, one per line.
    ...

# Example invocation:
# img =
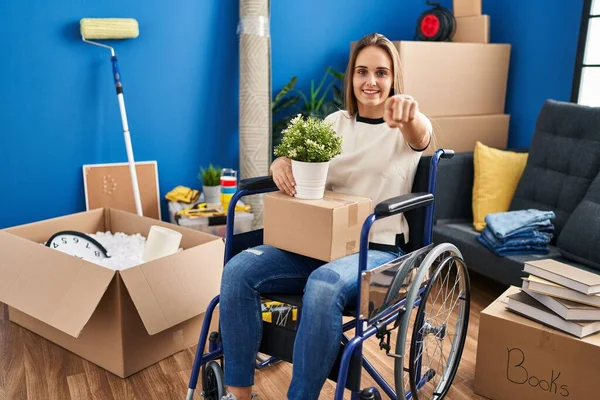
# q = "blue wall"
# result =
<box><xmin>0</xmin><ymin>0</ymin><xmax>583</xmax><ymax>229</ymax></box>
<box><xmin>0</xmin><ymin>0</ymin><xmax>240</xmax><ymax>229</ymax></box>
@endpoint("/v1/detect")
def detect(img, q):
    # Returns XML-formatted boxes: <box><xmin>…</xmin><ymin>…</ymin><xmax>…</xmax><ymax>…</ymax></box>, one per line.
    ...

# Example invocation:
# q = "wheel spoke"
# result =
<box><xmin>395</xmin><ymin>246</ymin><xmax>470</xmax><ymax>400</ymax></box>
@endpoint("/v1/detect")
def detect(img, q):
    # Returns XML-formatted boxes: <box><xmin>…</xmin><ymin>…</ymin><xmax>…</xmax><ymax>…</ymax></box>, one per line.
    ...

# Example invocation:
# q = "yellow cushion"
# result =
<box><xmin>472</xmin><ymin>141</ymin><xmax>528</xmax><ymax>231</ymax></box>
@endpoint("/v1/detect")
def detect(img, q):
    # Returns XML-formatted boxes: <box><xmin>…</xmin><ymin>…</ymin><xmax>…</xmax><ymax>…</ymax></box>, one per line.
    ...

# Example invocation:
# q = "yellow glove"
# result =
<box><xmin>166</xmin><ymin>186</ymin><xmax>200</xmax><ymax>203</ymax></box>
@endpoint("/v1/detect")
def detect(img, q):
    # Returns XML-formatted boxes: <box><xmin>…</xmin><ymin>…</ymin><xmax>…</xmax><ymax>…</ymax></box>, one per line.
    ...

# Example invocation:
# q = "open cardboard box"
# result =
<box><xmin>0</xmin><ymin>208</ymin><xmax>224</xmax><ymax>377</ymax></box>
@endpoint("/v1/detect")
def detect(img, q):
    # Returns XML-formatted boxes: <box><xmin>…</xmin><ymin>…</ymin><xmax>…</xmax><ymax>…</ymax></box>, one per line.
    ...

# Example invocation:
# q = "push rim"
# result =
<box><xmin>392</xmin><ymin>243</ymin><xmax>466</xmax><ymax>399</ymax></box>
<box><xmin>408</xmin><ymin>254</ymin><xmax>471</xmax><ymax>399</ymax></box>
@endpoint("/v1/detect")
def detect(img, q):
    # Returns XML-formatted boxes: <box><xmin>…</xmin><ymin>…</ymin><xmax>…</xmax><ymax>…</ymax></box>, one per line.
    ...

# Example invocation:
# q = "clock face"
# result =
<box><xmin>46</xmin><ymin>230</ymin><xmax>110</xmax><ymax>261</ymax></box>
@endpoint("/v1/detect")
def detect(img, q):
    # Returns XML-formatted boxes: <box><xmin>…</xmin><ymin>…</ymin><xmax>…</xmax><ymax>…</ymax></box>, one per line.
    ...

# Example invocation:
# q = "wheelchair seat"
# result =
<box><xmin>263</xmin><ymin>293</ymin><xmax>357</xmax><ymax>317</ymax></box>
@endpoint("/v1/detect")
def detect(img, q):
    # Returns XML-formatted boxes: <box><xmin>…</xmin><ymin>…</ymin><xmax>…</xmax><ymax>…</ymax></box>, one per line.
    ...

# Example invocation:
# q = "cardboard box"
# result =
<box><xmin>474</xmin><ymin>286</ymin><xmax>600</xmax><ymax>400</ymax></box>
<box><xmin>426</xmin><ymin>114</ymin><xmax>509</xmax><ymax>155</ymax></box>
<box><xmin>0</xmin><ymin>208</ymin><xmax>224</xmax><ymax>377</ymax></box>
<box><xmin>453</xmin><ymin>0</ymin><xmax>482</xmax><ymax>17</ymax></box>
<box><xmin>393</xmin><ymin>41</ymin><xmax>511</xmax><ymax>117</ymax></box>
<box><xmin>264</xmin><ymin>191</ymin><xmax>372</xmax><ymax>262</ymax></box>
<box><xmin>452</xmin><ymin>15</ymin><xmax>490</xmax><ymax>44</ymax></box>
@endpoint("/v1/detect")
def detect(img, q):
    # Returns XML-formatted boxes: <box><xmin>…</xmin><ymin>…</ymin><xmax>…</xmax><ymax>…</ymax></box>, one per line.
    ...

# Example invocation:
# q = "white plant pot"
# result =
<box><xmin>203</xmin><ymin>185</ymin><xmax>221</xmax><ymax>205</ymax></box>
<box><xmin>291</xmin><ymin>160</ymin><xmax>330</xmax><ymax>200</ymax></box>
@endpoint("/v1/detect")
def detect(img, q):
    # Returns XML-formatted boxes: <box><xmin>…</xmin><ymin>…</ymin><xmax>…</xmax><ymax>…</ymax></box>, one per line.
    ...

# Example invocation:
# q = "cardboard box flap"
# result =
<box><xmin>0</xmin><ymin>231</ymin><xmax>115</xmax><ymax>338</ymax></box>
<box><xmin>120</xmin><ymin>238</ymin><xmax>224</xmax><ymax>335</ymax></box>
<box><xmin>4</xmin><ymin>208</ymin><xmax>107</xmax><ymax>244</ymax></box>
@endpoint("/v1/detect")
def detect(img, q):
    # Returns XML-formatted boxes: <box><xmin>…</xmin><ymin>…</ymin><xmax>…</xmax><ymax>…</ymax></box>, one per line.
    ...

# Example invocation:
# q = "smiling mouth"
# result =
<box><xmin>363</xmin><ymin>89</ymin><xmax>379</xmax><ymax>95</ymax></box>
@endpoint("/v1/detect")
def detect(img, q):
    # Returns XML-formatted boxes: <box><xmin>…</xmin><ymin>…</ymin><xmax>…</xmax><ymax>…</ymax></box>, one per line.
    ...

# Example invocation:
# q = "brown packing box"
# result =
<box><xmin>392</xmin><ymin>41</ymin><xmax>510</xmax><ymax>117</ymax></box>
<box><xmin>263</xmin><ymin>191</ymin><xmax>372</xmax><ymax>262</ymax></box>
<box><xmin>453</xmin><ymin>0</ymin><xmax>482</xmax><ymax>17</ymax></box>
<box><xmin>474</xmin><ymin>286</ymin><xmax>600</xmax><ymax>400</ymax></box>
<box><xmin>0</xmin><ymin>208</ymin><xmax>224</xmax><ymax>378</ymax></box>
<box><xmin>426</xmin><ymin>114</ymin><xmax>509</xmax><ymax>155</ymax></box>
<box><xmin>452</xmin><ymin>15</ymin><xmax>490</xmax><ymax>44</ymax></box>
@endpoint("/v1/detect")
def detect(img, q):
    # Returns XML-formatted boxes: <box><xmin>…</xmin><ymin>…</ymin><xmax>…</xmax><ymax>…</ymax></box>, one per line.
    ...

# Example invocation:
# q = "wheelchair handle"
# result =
<box><xmin>439</xmin><ymin>148</ymin><xmax>454</xmax><ymax>159</ymax></box>
<box><xmin>238</xmin><ymin>175</ymin><xmax>277</xmax><ymax>191</ymax></box>
<box><xmin>374</xmin><ymin>192</ymin><xmax>434</xmax><ymax>218</ymax></box>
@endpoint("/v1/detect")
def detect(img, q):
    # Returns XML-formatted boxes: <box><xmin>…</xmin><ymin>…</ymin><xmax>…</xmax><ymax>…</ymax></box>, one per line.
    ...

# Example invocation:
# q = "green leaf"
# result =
<box><xmin>333</xmin><ymin>85</ymin><xmax>344</xmax><ymax>107</ymax></box>
<box><xmin>292</xmin><ymin>88</ymin><xmax>309</xmax><ymax>108</ymax></box>
<box><xmin>327</xmin><ymin>66</ymin><xmax>345</xmax><ymax>81</ymax></box>
<box><xmin>273</xmin><ymin>76</ymin><xmax>297</xmax><ymax>107</ymax></box>
<box><xmin>199</xmin><ymin>163</ymin><xmax>222</xmax><ymax>186</ymax></box>
<box><xmin>315</xmin><ymin>82</ymin><xmax>334</xmax><ymax>112</ymax></box>
<box><xmin>272</xmin><ymin>95</ymin><xmax>300</xmax><ymax>115</ymax></box>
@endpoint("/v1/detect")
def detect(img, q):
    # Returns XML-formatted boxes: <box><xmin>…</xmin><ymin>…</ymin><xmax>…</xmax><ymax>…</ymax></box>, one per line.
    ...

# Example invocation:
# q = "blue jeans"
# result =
<box><xmin>219</xmin><ymin>244</ymin><xmax>400</xmax><ymax>400</ymax></box>
<box><xmin>484</xmin><ymin>209</ymin><xmax>555</xmax><ymax>239</ymax></box>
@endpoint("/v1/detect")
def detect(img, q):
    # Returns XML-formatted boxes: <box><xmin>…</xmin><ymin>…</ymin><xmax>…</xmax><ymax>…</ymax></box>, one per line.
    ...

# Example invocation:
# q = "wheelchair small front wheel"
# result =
<box><xmin>202</xmin><ymin>361</ymin><xmax>225</xmax><ymax>400</ymax></box>
<box><xmin>393</xmin><ymin>243</ymin><xmax>470</xmax><ymax>400</ymax></box>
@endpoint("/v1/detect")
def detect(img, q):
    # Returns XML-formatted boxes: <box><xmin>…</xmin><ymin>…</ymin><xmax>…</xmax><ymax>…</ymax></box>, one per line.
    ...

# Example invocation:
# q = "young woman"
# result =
<box><xmin>220</xmin><ymin>32</ymin><xmax>432</xmax><ymax>400</ymax></box>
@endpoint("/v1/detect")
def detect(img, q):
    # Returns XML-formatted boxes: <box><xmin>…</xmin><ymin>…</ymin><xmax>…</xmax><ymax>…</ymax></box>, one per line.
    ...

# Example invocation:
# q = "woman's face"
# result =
<box><xmin>352</xmin><ymin>45</ymin><xmax>393</xmax><ymax>118</ymax></box>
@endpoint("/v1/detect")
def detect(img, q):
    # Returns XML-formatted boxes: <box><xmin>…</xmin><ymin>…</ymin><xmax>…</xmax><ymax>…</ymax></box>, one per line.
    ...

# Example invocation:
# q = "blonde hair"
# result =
<box><xmin>344</xmin><ymin>33</ymin><xmax>404</xmax><ymax>117</ymax></box>
<box><xmin>343</xmin><ymin>33</ymin><xmax>439</xmax><ymax>152</ymax></box>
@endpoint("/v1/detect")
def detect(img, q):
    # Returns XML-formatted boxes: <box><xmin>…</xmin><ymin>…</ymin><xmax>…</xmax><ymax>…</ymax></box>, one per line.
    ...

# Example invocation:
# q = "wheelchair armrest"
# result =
<box><xmin>439</xmin><ymin>148</ymin><xmax>454</xmax><ymax>159</ymax></box>
<box><xmin>238</xmin><ymin>176</ymin><xmax>277</xmax><ymax>191</ymax></box>
<box><xmin>374</xmin><ymin>192</ymin><xmax>434</xmax><ymax>217</ymax></box>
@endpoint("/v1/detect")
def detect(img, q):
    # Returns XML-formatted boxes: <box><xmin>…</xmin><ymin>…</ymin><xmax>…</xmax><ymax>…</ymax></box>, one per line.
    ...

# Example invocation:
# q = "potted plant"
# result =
<box><xmin>199</xmin><ymin>163</ymin><xmax>222</xmax><ymax>205</ymax></box>
<box><xmin>274</xmin><ymin>114</ymin><xmax>342</xmax><ymax>200</ymax></box>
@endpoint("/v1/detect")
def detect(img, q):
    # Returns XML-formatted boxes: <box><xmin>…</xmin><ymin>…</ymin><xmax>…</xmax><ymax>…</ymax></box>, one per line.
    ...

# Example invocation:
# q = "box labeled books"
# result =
<box><xmin>475</xmin><ymin>286</ymin><xmax>600</xmax><ymax>400</ymax></box>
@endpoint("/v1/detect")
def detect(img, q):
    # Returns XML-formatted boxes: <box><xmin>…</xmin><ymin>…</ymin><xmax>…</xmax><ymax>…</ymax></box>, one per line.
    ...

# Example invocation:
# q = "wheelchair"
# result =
<box><xmin>186</xmin><ymin>149</ymin><xmax>471</xmax><ymax>400</ymax></box>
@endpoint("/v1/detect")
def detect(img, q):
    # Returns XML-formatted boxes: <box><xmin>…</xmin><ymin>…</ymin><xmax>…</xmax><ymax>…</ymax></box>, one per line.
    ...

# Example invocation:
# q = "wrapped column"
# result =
<box><xmin>239</xmin><ymin>0</ymin><xmax>271</xmax><ymax>229</ymax></box>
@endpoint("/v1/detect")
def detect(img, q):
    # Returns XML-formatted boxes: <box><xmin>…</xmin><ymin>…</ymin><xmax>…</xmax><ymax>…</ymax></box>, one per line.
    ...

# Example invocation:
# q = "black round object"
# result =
<box><xmin>201</xmin><ymin>361</ymin><xmax>225</xmax><ymax>400</ymax></box>
<box><xmin>45</xmin><ymin>230</ymin><xmax>110</xmax><ymax>261</ymax></box>
<box><xmin>416</xmin><ymin>1</ymin><xmax>456</xmax><ymax>42</ymax></box>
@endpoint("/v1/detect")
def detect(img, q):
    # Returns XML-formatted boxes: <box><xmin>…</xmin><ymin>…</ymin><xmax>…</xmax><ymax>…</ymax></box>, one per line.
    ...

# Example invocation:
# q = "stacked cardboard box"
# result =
<box><xmin>383</xmin><ymin>0</ymin><xmax>511</xmax><ymax>155</ymax></box>
<box><xmin>452</xmin><ymin>0</ymin><xmax>488</xmax><ymax>44</ymax></box>
<box><xmin>391</xmin><ymin>39</ymin><xmax>510</xmax><ymax>155</ymax></box>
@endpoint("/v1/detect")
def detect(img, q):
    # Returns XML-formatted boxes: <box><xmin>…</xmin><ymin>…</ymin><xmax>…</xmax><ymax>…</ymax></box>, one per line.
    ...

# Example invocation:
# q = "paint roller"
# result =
<box><xmin>80</xmin><ymin>18</ymin><xmax>143</xmax><ymax>216</ymax></box>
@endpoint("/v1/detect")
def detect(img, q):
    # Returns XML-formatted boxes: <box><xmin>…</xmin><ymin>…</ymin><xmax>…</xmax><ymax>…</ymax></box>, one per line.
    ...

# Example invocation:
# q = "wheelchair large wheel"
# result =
<box><xmin>202</xmin><ymin>361</ymin><xmax>225</xmax><ymax>400</ymax></box>
<box><xmin>393</xmin><ymin>243</ymin><xmax>470</xmax><ymax>399</ymax></box>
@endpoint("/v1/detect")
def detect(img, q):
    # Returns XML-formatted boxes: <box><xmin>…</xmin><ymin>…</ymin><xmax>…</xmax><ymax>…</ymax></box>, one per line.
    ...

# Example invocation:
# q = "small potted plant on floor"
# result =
<box><xmin>199</xmin><ymin>163</ymin><xmax>222</xmax><ymax>205</ymax></box>
<box><xmin>274</xmin><ymin>114</ymin><xmax>342</xmax><ymax>199</ymax></box>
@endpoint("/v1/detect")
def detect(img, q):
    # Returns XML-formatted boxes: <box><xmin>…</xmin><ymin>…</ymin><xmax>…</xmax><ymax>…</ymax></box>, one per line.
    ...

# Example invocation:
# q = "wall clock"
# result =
<box><xmin>45</xmin><ymin>230</ymin><xmax>110</xmax><ymax>261</ymax></box>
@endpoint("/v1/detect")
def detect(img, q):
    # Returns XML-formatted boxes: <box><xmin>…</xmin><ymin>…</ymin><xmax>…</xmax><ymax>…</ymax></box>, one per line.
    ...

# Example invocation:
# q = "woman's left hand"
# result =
<box><xmin>383</xmin><ymin>94</ymin><xmax>419</xmax><ymax>129</ymax></box>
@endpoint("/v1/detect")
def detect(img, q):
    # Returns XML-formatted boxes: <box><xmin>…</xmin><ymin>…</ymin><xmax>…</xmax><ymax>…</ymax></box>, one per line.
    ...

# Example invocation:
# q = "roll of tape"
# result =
<box><xmin>237</xmin><ymin>16</ymin><xmax>270</xmax><ymax>37</ymax></box>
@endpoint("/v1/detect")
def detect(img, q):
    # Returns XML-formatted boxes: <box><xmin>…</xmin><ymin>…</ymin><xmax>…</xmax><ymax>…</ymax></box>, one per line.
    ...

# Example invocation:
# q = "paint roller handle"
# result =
<box><xmin>111</xmin><ymin>55</ymin><xmax>124</xmax><ymax>94</ymax></box>
<box><xmin>110</xmin><ymin>54</ymin><xmax>143</xmax><ymax>216</ymax></box>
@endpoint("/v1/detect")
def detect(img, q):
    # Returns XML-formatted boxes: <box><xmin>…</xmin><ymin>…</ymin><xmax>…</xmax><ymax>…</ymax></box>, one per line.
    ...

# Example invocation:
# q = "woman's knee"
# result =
<box><xmin>221</xmin><ymin>245</ymin><xmax>275</xmax><ymax>291</ymax></box>
<box><xmin>222</xmin><ymin>251</ymin><xmax>259</xmax><ymax>293</ymax></box>
<box><xmin>303</xmin><ymin>268</ymin><xmax>346</xmax><ymax>310</ymax></box>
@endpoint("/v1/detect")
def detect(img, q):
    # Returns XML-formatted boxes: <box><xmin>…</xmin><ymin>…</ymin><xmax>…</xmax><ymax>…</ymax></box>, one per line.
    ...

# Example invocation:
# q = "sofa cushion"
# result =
<box><xmin>433</xmin><ymin>222</ymin><xmax>562</xmax><ymax>287</ymax></box>
<box><xmin>509</xmin><ymin>100</ymin><xmax>600</xmax><ymax>244</ymax></box>
<box><xmin>472</xmin><ymin>141</ymin><xmax>528</xmax><ymax>231</ymax></box>
<box><xmin>557</xmin><ymin>171</ymin><xmax>600</xmax><ymax>270</ymax></box>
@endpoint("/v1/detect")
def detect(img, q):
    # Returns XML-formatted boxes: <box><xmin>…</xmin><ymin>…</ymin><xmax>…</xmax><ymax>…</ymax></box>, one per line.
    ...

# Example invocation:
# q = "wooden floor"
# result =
<box><xmin>0</xmin><ymin>272</ymin><xmax>507</xmax><ymax>400</ymax></box>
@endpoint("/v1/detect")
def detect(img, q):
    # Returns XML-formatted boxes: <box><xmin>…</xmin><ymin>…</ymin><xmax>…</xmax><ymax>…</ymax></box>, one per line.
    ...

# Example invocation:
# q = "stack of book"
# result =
<box><xmin>506</xmin><ymin>259</ymin><xmax>600</xmax><ymax>338</ymax></box>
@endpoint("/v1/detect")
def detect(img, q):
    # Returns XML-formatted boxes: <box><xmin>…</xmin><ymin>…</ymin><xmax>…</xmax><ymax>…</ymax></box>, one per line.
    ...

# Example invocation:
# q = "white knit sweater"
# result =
<box><xmin>324</xmin><ymin>110</ymin><xmax>426</xmax><ymax>246</ymax></box>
